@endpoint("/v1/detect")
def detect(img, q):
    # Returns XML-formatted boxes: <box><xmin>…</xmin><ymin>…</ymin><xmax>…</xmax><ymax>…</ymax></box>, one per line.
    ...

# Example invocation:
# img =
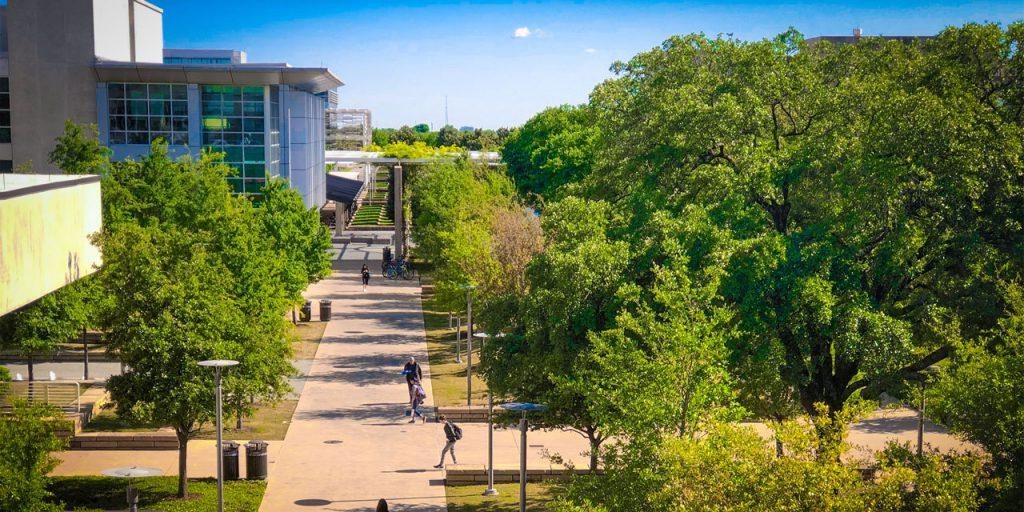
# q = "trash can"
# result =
<box><xmin>300</xmin><ymin>300</ymin><xmax>312</xmax><ymax>322</ymax></box>
<box><xmin>319</xmin><ymin>299</ymin><xmax>332</xmax><ymax>321</ymax></box>
<box><xmin>222</xmin><ymin>441</ymin><xmax>240</xmax><ymax>481</ymax></box>
<box><xmin>246</xmin><ymin>440</ymin><xmax>269</xmax><ymax>480</ymax></box>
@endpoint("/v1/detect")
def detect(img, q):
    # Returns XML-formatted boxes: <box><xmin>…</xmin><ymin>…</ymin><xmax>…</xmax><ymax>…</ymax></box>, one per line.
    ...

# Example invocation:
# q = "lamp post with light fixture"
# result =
<box><xmin>198</xmin><ymin>359</ymin><xmax>238</xmax><ymax>512</ymax></box>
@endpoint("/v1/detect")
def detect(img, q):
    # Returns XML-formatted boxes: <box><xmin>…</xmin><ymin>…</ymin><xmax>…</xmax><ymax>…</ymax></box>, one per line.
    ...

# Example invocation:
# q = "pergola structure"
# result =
<box><xmin>325</xmin><ymin>150</ymin><xmax>501</xmax><ymax>258</ymax></box>
<box><xmin>326</xmin><ymin>109</ymin><xmax>373</xmax><ymax>150</ymax></box>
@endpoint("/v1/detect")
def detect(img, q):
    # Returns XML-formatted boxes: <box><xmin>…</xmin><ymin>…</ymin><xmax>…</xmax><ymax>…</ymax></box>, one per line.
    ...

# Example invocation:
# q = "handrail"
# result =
<box><xmin>1</xmin><ymin>381</ymin><xmax>81</xmax><ymax>413</ymax></box>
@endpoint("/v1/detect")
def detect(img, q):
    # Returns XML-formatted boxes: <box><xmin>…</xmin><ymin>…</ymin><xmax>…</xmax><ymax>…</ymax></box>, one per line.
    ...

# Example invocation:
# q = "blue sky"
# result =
<box><xmin>160</xmin><ymin>0</ymin><xmax>1022</xmax><ymax>128</ymax></box>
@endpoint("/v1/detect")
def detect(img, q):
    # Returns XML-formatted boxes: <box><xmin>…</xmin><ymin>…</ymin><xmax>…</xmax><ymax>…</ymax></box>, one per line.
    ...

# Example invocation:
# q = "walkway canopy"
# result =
<box><xmin>326</xmin><ymin>173</ymin><xmax>364</xmax><ymax>206</ymax></box>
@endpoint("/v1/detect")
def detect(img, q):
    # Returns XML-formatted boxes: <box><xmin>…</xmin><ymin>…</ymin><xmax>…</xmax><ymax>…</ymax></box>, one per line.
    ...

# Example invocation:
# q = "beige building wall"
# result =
<box><xmin>0</xmin><ymin>175</ymin><xmax>102</xmax><ymax>316</ymax></box>
<box><xmin>6</xmin><ymin>0</ymin><xmax>165</xmax><ymax>172</ymax></box>
<box><xmin>7</xmin><ymin>0</ymin><xmax>99</xmax><ymax>172</ymax></box>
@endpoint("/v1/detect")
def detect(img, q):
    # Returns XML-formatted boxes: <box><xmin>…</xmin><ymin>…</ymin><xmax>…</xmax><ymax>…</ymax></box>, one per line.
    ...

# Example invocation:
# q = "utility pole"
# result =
<box><xmin>444</xmin><ymin>95</ymin><xmax>449</xmax><ymax>127</ymax></box>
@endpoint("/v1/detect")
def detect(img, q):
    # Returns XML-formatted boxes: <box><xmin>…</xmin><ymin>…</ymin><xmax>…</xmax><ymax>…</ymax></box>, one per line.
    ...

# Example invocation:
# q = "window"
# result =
<box><xmin>0</xmin><ymin>77</ymin><xmax>10</xmax><ymax>143</ymax></box>
<box><xmin>107</xmin><ymin>83</ymin><xmax>189</xmax><ymax>145</ymax></box>
<box><xmin>0</xmin><ymin>160</ymin><xmax>12</xmax><ymax>174</ymax></box>
<box><xmin>201</xmin><ymin>85</ymin><xmax>272</xmax><ymax>195</ymax></box>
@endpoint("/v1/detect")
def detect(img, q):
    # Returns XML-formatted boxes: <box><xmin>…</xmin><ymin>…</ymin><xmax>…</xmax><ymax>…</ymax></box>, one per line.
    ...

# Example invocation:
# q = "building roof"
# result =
<box><xmin>326</xmin><ymin>173</ymin><xmax>364</xmax><ymax>206</ymax></box>
<box><xmin>93</xmin><ymin>60</ymin><xmax>343</xmax><ymax>94</ymax></box>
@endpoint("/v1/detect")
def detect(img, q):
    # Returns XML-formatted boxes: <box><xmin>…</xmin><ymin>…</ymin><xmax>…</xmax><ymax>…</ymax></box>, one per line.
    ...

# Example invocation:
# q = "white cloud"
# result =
<box><xmin>514</xmin><ymin>26</ymin><xmax>532</xmax><ymax>38</ymax></box>
<box><xmin>584</xmin><ymin>48</ymin><xmax>597</xmax><ymax>54</ymax></box>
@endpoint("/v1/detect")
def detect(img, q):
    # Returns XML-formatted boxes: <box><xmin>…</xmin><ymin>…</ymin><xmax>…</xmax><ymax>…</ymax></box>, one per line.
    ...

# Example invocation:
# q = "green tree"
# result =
<box><xmin>481</xmin><ymin>198</ymin><xmax>626</xmax><ymax>471</ymax></box>
<box><xmin>583</xmin><ymin>25</ymin><xmax>1023</xmax><ymax>441</ymax></box>
<box><xmin>0</xmin><ymin>279</ymin><xmax>94</xmax><ymax>381</ymax></box>
<box><xmin>501</xmin><ymin>105</ymin><xmax>597</xmax><ymax>199</ymax></box>
<box><xmin>393</xmin><ymin>125</ymin><xmax>419</xmax><ymax>144</ymax></box>
<box><xmin>933</xmin><ymin>283</ymin><xmax>1024</xmax><ymax>508</ymax></box>
<box><xmin>48</xmin><ymin>121</ymin><xmax>110</xmax><ymax>175</ymax></box>
<box><xmin>0</xmin><ymin>401</ymin><xmax>68</xmax><ymax>512</ymax></box>
<box><xmin>98</xmin><ymin>145</ymin><xmax>297</xmax><ymax>497</ymax></box>
<box><xmin>437</xmin><ymin>125</ymin><xmax>460</xmax><ymax>147</ymax></box>
<box><xmin>413</xmin><ymin>123</ymin><xmax>430</xmax><ymax>133</ymax></box>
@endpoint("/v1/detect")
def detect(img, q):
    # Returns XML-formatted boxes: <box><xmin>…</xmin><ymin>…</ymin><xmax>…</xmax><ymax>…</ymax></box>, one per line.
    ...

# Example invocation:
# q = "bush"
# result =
<box><xmin>0</xmin><ymin>401</ymin><xmax>68</xmax><ymax>512</ymax></box>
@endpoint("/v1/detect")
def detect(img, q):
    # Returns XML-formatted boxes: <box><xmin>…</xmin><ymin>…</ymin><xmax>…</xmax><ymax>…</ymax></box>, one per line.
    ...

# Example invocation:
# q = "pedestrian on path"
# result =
<box><xmin>361</xmin><ymin>264</ymin><xmax>371</xmax><ymax>292</ymax></box>
<box><xmin>402</xmin><ymin>357</ymin><xmax>422</xmax><ymax>401</ymax></box>
<box><xmin>434</xmin><ymin>415</ymin><xmax>462</xmax><ymax>468</ymax></box>
<box><xmin>410</xmin><ymin>379</ymin><xmax>427</xmax><ymax>423</ymax></box>
<box><xmin>375</xmin><ymin>498</ymin><xmax>389</xmax><ymax>512</ymax></box>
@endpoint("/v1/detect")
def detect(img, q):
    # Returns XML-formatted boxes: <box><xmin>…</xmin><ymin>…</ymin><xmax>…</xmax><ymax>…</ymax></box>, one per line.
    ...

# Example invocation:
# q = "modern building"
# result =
<box><xmin>0</xmin><ymin>0</ymin><xmax>342</xmax><ymax>208</ymax></box>
<box><xmin>807</xmin><ymin>28</ymin><xmax>933</xmax><ymax>46</ymax></box>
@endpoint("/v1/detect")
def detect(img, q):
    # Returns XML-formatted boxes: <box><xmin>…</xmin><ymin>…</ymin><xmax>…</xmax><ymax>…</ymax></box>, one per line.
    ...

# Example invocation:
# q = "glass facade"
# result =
<box><xmin>107</xmin><ymin>83</ymin><xmax>189</xmax><ymax>145</ymax></box>
<box><xmin>164</xmin><ymin>57</ymin><xmax>233</xmax><ymax>65</ymax></box>
<box><xmin>201</xmin><ymin>85</ymin><xmax>273</xmax><ymax>195</ymax></box>
<box><xmin>0</xmin><ymin>77</ymin><xmax>10</xmax><ymax>143</ymax></box>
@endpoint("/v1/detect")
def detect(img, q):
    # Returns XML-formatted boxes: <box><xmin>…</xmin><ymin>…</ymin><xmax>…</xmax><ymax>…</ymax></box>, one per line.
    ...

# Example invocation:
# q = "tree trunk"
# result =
<box><xmin>775</xmin><ymin>437</ymin><xmax>785</xmax><ymax>457</ymax></box>
<box><xmin>236</xmin><ymin>396</ymin><xmax>243</xmax><ymax>430</ymax></box>
<box><xmin>176</xmin><ymin>429</ymin><xmax>189</xmax><ymax>498</ymax></box>
<box><xmin>27</xmin><ymin>355</ymin><xmax>34</xmax><ymax>382</ymax></box>
<box><xmin>587</xmin><ymin>431</ymin><xmax>603</xmax><ymax>473</ymax></box>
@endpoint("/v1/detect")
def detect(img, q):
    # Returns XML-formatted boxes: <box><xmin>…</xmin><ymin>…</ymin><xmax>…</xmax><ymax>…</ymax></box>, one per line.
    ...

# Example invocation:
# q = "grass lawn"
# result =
<box><xmin>446</xmin><ymin>483</ymin><xmax>554</xmax><ymax>511</ymax></box>
<box><xmin>194</xmin><ymin>399</ymin><xmax>298</xmax><ymax>441</ymax></box>
<box><xmin>50</xmin><ymin>476</ymin><xmax>265</xmax><ymax>512</ymax></box>
<box><xmin>420</xmin><ymin>274</ymin><xmax>489</xmax><ymax>407</ymax></box>
<box><xmin>82</xmin><ymin>404</ymin><xmax>162</xmax><ymax>432</ymax></box>
<box><xmin>290</xmin><ymin>320</ymin><xmax>326</xmax><ymax>360</ymax></box>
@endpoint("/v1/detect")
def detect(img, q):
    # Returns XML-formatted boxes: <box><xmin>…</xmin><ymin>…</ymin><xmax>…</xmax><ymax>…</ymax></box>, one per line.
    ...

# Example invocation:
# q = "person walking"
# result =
<box><xmin>361</xmin><ymin>264</ymin><xmax>371</xmax><ymax>292</ymax></box>
<box><xmin>434</xmin><ymin>414</ymin><xmax>462</xmax><ymax>468</ymax></box>
<box><xmin>375</xmin><ymin>498</ymin><xmax>389</xmax><ymax>512</ymax></box>
<box><xmin>410</xmin><ymin>379</ymin><xmax>427</xmax><ymax>423</ymax></box>
<box><xmin>402</xmin><ymin>357</ymin><xmax>422</xmax><ymax>401</ymax></box>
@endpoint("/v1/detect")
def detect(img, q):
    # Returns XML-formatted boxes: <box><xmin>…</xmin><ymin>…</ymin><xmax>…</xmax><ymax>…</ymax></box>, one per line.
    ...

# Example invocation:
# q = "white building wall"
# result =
<box><xmin>131</xmin><ymin>1</ymin><xmax>163</xmax><ymax>63</ymax></box>
<box><xmin>283</xmin><ymin>88</ymin><xmax>326</xmax><ymax>209</ymax></box>
<box><xmin>92</xmin><ymin>0</ymin><xmax>131</xmax><ymax>61</ymax></box>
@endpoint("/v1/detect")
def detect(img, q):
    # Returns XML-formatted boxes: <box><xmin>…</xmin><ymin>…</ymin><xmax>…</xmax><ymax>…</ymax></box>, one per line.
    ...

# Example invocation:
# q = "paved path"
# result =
<box><xmin>260</xmin><ymin>264</ymin><xmax>448</xmax><ymax>511</ymax></box>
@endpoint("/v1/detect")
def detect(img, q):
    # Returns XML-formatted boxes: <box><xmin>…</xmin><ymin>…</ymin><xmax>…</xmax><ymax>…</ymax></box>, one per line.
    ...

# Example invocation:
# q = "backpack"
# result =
<box><xmin>452</xmin><ymin>423</ymin><xmax>463</xmax><ymax>440</ymax></box>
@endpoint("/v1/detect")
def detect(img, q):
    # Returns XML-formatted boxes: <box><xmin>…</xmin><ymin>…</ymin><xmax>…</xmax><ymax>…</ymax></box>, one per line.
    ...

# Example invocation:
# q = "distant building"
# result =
<box><xmin>0</xmin><ymin>0</ymin><xmax>342</xmax><ymax>208</ymax></box>
<box><xmin>807</xmin><ymin>28</ymin><xmax>933</xmax><ymax>46</ymax></box>
<box><xmin>459</xmin><ymin>126</ymin><xmax>474</xmax><ymax>132</ymax></box>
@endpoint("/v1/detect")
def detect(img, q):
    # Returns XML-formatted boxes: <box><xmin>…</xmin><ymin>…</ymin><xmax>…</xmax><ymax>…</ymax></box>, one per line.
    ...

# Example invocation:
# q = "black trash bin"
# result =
<box><xmin>319</xmin><ymin>299</ymin><xmax>332</xmax><ymax>321</ymax></box>
<box><xmin>246</xmin><ymin>440</ymin><xmax>269</xmax><ymax>480</ymax></box>
<box><xmin>222</xmin><ymin>441</ymin><xmax>240</xmax><ymax>481</ymax></box>
<box><xmin>300</xmin><ymin>300</ymin><xmax>312</xmax><ymax>322</ymax></box>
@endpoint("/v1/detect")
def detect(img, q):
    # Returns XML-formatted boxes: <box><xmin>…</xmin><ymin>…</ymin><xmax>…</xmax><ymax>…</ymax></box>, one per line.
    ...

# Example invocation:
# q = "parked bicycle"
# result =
<box><xmin>383</xmin><ymin>259</ymin><xmax>416</xmax><ymax>280</ymax></box>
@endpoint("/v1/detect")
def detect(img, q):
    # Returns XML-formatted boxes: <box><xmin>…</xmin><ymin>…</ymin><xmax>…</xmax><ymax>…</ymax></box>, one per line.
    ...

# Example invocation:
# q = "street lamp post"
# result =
<box><xmin>455</xmin><ymin>316</ymin><xmax>463</xmax><ymax>364</ymax></box>
<box><xmin>460</xmin><ymin>284</ymin><xmax>477</xmax><ymax>406</ymax></box>
<box><xmin>474</xmin><ymin>332</ymin><xmax>497</xmax><ymax>496</ymax></box>
<box><xmin>500</xmin><ymin>402</ymin><xmax>548</xmax><ymax>512</ymax></box>
<box><xmin>199</xmin><ymin>359</ymin><xmax>239</xmax><ymax>512</ymax></box>
<box><xmin>912</xmin><ymin>365</ymin><xmax>941</xmax><ymax>457</ymax></box>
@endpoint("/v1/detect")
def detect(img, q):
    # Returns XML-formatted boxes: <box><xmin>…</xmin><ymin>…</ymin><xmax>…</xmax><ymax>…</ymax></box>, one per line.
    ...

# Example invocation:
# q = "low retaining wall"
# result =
<box><xmin>445</xmin><ymin>464</ymin><xmax>601</xmax><ymax>485</ymax></box>
<box><xmin>435</xmin><ymin>406</ymin><xmax>490</xmax><ymax>423</ymax></box>
<box><xmin>70</xmin><ymin>430</ymin><xmax>178</xmax><ymax>450</ymax></box>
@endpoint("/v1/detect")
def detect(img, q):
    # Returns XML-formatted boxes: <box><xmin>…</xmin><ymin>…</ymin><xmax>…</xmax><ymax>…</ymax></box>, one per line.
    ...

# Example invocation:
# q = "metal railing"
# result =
<box><xmin>0</xmin><ymin>381</ymin><xmax>81</xmax><ymax>414</ymax></box>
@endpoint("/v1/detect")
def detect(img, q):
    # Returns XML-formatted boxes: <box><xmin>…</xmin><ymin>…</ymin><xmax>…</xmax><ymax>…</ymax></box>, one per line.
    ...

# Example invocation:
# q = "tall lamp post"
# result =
<box><xmin>474</xmin><ymin>332</ymin><xmax>497</xmax><ymax>496</ymax></box>
<box><xmin>460</xmin><ymin>284</ymin><xmax>477</xmax><ymax>406</ymax></box>
<box><xmin>500</xmin><ymin>402</ymin><xmax>548</xmax><ymax>512</ymax></box>
<box><xmin>199</xmin><ymin>359</ymin><xmax>239</xmax><ymax>512</ymax></box>
<box><xmin>910</xmin><ymin>365</ymin><xmax>941</xmax><ymax>457</ymax></box>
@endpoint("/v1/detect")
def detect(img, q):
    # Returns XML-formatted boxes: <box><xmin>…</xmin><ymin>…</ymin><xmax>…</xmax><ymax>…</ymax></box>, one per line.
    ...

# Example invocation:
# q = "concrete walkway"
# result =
<box><xmin>260</xmin><ymin>261</ymin><xmax>448</xmax><ymax>511</ymax></box>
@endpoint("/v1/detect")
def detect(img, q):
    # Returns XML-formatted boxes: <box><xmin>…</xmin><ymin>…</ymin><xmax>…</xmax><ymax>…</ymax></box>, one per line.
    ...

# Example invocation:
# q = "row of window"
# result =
<box><xmin>0</xmin><ymin>78</ymin><xmax>10</xmax><ymax>143</ymax></box>
<box><xmin>104</xmin><ymin>83</ymin><xmax>278</xmax><ymax>196</ymax></box>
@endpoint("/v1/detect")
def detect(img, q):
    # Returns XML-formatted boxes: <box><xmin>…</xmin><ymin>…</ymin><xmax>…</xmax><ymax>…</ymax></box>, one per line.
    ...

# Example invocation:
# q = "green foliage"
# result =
<box><xmin>501</xmin><ymin>104</ymin><xmax>598</xmax><ymax>199</ymax></box>
<box><xmin>48</xmin><ymin>476</ymin><xmax>265</xmax><ymax>512</ymax></box>
<box><xmin>0</xmin><ymin>401</ymin><xmax>68</xmax><ymax>512</ymax></box>
<box><xmin>48</xmin><ymin>121</ymin><xmax>110</xmax><ymax>175</ymax></box>
<box><xmin>408</xmin><ymin>158</ymin><xmax>514</xmax><ymax>308</ymax></box>
<box><xmin>372</xmin><ymin>125</ymin><xmax>510</xmax><ymax>151</ymax></box>
<box><xmin>480</xmin><ymin>198</ymin><xmax>625</xmax><ymax>470</ymax></box>
<box><xmin>367</xmin><ymin>141</ymin><xmax>465</xmax><ymax>159</ymax></box>
<box><xmin>0</xmin><ymin>276</ymin><xmax>99</xmax><ymax>380</ymax></box>
<box><xmin>553</xmin><ymin>423</ymin><xmax>990</xmax><ymax>512</ymax></box>
<box><xmin>933</xmin><ymin>283</ymin><xmax>1024</xmax><ymax>507</ymax></box>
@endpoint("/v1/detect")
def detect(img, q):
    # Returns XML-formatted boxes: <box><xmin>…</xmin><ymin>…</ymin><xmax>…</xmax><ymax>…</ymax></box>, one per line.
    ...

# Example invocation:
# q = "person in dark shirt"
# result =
<box><xmin>361</xmin><ymin>264</ymin><xmax>371</xmax><ymax>292</ymax></box>
<box><xmin>434</xmin><ymin>414</ymin><xmax>462</xmax><ymax>468</ymax></box>
<box><xmin>403</xmin><ymin>357</ymin><xmax>422</xmax><ymax>401</ymax></box>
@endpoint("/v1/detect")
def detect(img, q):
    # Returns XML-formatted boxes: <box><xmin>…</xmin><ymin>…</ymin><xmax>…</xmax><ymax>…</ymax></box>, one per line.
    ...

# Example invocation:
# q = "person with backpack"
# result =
<box><xmin>434</xmin><ymin>415</ymin><xmax>462</xmax><ymax>468</ymax></box>
<box><xmin>361</xmin><ymin>264</ymin><xmax>371</xmax><ymax>292</ymax></box>
<box><xmin>410</xmin><ymin>379</ymin><xmax>427</xmax><ymax>423</ymax></box>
